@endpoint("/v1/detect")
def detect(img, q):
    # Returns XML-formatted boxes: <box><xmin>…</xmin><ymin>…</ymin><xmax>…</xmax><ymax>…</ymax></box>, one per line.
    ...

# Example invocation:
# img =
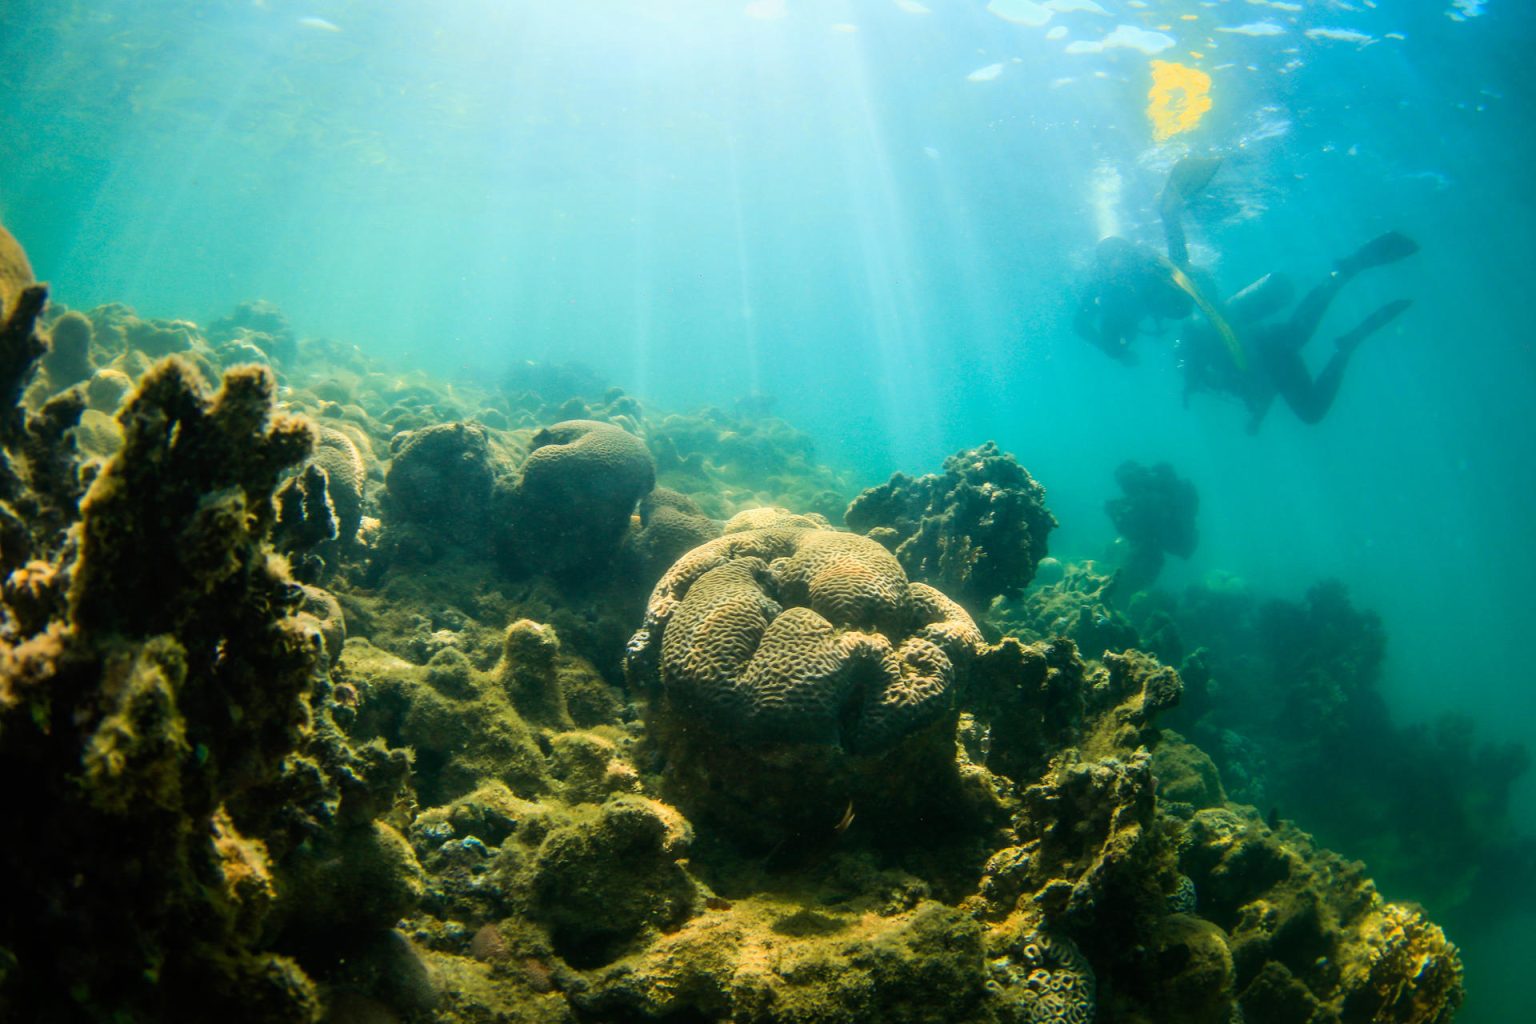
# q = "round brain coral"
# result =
<box><xmin>501</xmin><ymin>418</ymin><xmax>655</xmax><ymax>574</ymax></box>
<box><xmin>629</xmin><ymin>523</ymin><xmax>983</xmax><ymax>755</ymax></box>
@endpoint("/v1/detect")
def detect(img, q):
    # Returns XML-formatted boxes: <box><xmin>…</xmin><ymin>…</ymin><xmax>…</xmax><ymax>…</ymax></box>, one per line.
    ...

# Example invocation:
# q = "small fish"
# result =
<box><xmin>298</xmin><ymin>16</ymin><xmax>342</xmax><ymax>33</ymax></box>
<box><xmin>833</xmin><ymin>800</ymin><xmax>856</xmax><ymax>835</ymax></box>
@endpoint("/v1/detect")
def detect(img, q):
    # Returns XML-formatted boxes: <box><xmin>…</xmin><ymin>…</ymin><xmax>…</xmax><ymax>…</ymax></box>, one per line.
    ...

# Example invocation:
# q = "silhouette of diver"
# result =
<box><xmin>1178</xmin><ymin>231</ymin><xmax>1419</xmax><ymax>432</ymax></box>
<box><xmin>1074</xmin><ymin>157</ymin><xmax>1419</xmax><ymax>430</ymax></box>
<box><xmin>1074</xmin><ymin>156</ymin><xmax>1223</xmax><ymax>364</ymax></box>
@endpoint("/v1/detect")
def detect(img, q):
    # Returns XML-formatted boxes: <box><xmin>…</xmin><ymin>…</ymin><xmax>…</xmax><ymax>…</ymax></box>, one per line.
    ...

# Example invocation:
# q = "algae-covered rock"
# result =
<box><xmin>523</xmin><ymin>796</ymin><xmax>697</xmax><ymax>966</ymax></box>
<box><xmin>41</xmin><ymin>309</ymin><xmax>94</xmax><ymax>388</ymax></box>
<box><xmin>384</xmin><ymin>420</ymin><xmax>497</xmax><ymax>549</ymax></box>
<box><xmin>0</xmin><ymin>278</ymin><xmax>337</xmax><ymax>1021</ymax></box>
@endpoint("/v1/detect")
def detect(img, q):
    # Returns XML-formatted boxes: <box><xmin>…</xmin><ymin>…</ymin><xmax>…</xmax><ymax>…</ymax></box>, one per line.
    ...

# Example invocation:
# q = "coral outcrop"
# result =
<box><xmin>845</xmin><ymin>441</ymin><xmax>1056</xmax><ymax>612</ymax></box>
<box><xmin>384</xmin><ymin>420</ymin><xmax>498</xmax><ymax>551</ymax></box>
<box><xmin>1104</xmin><ymin>459</ymin><xmax>1199</xmax><ymax>593</ymax></box>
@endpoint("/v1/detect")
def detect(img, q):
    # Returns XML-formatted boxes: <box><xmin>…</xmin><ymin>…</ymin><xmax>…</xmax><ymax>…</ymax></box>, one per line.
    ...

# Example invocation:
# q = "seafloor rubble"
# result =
<box><xmin>0</xmin><ymin>223</ymin><xmax>1475</xmax><ymax>1023</ymax></box>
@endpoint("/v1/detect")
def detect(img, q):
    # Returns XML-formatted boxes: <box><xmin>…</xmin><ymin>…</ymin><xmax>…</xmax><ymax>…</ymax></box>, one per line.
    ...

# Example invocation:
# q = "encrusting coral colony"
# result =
<box><xmin>0</xmin><ymin>223</ymin><xmax>1470</xmax><ymax>1023</ymax></box>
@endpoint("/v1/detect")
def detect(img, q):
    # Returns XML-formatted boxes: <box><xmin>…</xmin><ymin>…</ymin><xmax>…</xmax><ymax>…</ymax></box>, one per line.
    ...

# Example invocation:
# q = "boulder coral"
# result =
<box><xmin>627</xmin><ymin>520</ymin><xmax>989</xmax><ymax>848</ymax></box>
<box><xmin>498</xmin><ymin>418</ymin><xmax>656</xmax><ymax>576</ymax></box>
<box><xmin>630</xmin><ymin>522</ymin><xmax>984</xmax><ymax>754</ymax></box>
<box><xmin>384</xmin><ymin>420</ymin><xmax>497</xmax><ymax>550</ymax></box>
<box><xmin>846</xmin><ymin>441</ymin><xmax>1057</xmax><ymax>612</ymax></box>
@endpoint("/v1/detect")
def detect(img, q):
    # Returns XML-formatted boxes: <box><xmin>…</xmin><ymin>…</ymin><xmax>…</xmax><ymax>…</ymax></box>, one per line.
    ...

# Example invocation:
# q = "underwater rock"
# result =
<box><xmin>522</xmin><ymin>795</ymin><xmax>697</xmax><ymax>967</ymax></box>
<box><xmin>845</xmin><ymin>440</ymin><xmax>1057</xmax><ymax>612</ymax></box>
<box><xmin>576</xmin><ymin>898</ymin><xmax>993</xmax><ymax>1023</ymax></box>
<box><xmin>85</xmin><ymin>366</ymin><xmax>135</xmax><ymax>412</ymax></box>
<box><xmin>1104</xmin><ymin>459</ymin><xmax>1199</xmax><ymax>593</ymax></box>
<box><xmin>0</xmin><ymin>224</ymin><xmax>35</xmax><ymax>322</ymax></box>
<box><xmin>209</xmin><ymin>299</ymin><xmax>298</xmax><ymax>365</ymax></box>
<box><xmin>1181</xmin><ymin>807</ymin><xmax>1463</xmax><ymax>1024</ymax></box>
<box><xmin>495</xmin><ymin>619</ymin><xmax>573</xmax><ymax>731</ymax></box>
<box><xmin>498</xmin><ymin>418</ymin><xmax>656</xmax><ymax>577</ymax></box>
<box><xmin>123</xmin><ymin>314</ymin><xmax>198</xmax><ymax>358</ymax></box>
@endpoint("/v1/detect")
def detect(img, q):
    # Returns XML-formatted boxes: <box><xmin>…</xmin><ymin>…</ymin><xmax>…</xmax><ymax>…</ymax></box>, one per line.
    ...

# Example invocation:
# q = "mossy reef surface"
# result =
<box><xmin>0</xmin><ymin>225</ymin><xmax>1498</xmax><ymax>1024</ymax></box>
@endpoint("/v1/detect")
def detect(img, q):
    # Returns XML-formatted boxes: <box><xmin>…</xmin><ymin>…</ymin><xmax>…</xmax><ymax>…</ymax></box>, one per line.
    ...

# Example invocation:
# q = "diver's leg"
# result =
<box><xmin>1279</xmin><ymin>274</ymin><xmax>1345</xmax><ymax>353</ymax></box>
<box><xmin>1161</xmin><ymin>196</ymin><xmax>1190</xmax><ymax>268</ymax></box>
<box><xmin>1225</xmin><ymin>273</ymin><xmax>1295</xmax><ymax>327</ymax></box>
<box><xmin>1276</xmin><ymin>299</ymin><xmax>1411</xmax><ymax>424</ymax></box>
<box><xmin>1336</xmin><ymin>299</ymin><xmax>1413</xmax><ymax>354</ymax></box>
<box><xmin>1157</xmin><ymin>157</ymin><xmax>1221</xmax><ymax>268</ymax></box>
<box><xmin>1282</xmin><ymin>233</ymin><xmax>1419</xmax><ymax>353</ymax></box>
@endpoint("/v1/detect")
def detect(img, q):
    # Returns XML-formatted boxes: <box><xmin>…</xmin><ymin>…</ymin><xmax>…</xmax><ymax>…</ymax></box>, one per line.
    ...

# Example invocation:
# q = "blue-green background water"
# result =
<box><xmin>3</xmin><ymin>1</ymin><xmax>1532</xmax><ymax>1015</ymax></box>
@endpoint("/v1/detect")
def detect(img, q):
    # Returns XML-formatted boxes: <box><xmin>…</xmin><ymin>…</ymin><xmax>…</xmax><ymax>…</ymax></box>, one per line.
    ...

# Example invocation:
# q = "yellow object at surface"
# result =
<box><xmin>1148</xmin><ymin>60</ymin><xmax>1212</xmax><ymax>141</ymax></box>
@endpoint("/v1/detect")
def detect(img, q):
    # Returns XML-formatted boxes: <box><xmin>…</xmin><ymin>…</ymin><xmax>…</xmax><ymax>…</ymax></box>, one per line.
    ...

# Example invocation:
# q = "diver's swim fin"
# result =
<box><xmin>1337</xmin><ymin>298</ymin><xmax>1413</xmax><ymax>353</ymax></box>
<box><xmin>1162</xmin><ymin>157</ymin><xmax>1223</xmax><ymax>206</ymax></box>
<box><xmin>1335</xmin><ymin>231</ymin><xmax>1420</xmax><ymax>277</ymax></box>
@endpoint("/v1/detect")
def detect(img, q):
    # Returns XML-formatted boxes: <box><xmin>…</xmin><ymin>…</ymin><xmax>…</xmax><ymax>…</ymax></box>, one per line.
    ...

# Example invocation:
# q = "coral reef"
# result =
<box><xmin>0</xmin><ymin>238</ymin><xmax>1474</xmax><ymax>1024</ymax></box>
<box><xmin>993</xmin><ymin>560</ymin><xmax>1140</xmax><ymax>660</ymax></box>
<box><xmin>845</xmin><ymin>441</ymin><xmax>1056</xmax><ymax>612</ymax></box>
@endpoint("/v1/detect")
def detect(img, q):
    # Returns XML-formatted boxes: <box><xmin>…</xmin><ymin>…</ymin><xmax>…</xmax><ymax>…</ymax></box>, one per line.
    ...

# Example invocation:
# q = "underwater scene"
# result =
<box><xmin>1</xmin><ymin>1</ymin><xmax>1532</xmax><ymax>1021</ymax></box>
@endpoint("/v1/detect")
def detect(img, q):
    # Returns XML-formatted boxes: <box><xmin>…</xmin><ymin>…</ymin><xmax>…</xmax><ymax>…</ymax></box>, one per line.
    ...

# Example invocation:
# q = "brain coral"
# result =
<box><xmin>311</xmin><ymin>426</ymin><xmax>367</xmax><ymax>542</ymax></box>
<box><xmin>845</xmin><ymin>441</ymin><xmax>1056</xmax><ymax>612</ymax></box>
<box><xmin>630</xmin><ymin>523</ymin><xmax>983</xmax><ymax>754</ymax></box>
<box><xmin>501</xmin><ymin>418</ymin><xmax>655</xmax><ymax>574</ymax></box>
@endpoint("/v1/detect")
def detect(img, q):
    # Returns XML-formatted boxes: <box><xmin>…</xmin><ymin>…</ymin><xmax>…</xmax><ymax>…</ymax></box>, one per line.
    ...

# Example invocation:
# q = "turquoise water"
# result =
<box><xmin>3</xmin><ymin>0</ymin><xmax>1531</xmax><ymax>1016</ymax></box>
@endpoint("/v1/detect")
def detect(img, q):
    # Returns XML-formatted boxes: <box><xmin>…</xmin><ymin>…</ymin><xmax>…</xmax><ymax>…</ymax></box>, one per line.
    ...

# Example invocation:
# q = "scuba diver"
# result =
<box><xmin>1177</xmin><ymin>231</ymin><xmax>1419</xmax><ymax>432</ymax></box>
<box><xmin>1073</xmin><ymin>156</ymin><xmax>1223</xmax><ymax>363</ymax></box>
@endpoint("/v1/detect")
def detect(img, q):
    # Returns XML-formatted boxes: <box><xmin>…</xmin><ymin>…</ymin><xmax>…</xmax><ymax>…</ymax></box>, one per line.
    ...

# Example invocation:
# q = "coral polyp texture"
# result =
<box><xmin>0</xmin><ymin>221</ymin><xmax>1476</xmax><ymax>1022</ymax></box>
<box><xmin>845</xmin><ymin>440</ymin><xmax>1057</xmax><ymax>612</ymax></box>
<box><xmin>630</xmin><ymin>522</ymin><xmax>983</xmax><ymax>753</ymax></box>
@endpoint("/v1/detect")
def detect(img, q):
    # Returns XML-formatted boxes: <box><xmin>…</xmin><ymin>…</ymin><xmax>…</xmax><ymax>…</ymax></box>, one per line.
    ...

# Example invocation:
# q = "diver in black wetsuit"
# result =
<box><xmin>1178</xmin><ymin>231</ymin><xmax>1419</xmax><ymax>432</ymax></box>
<box><xmin>1074</xmin><ymin>157</ymin><xmax>1222</xmax><ymax>363</ymax></box>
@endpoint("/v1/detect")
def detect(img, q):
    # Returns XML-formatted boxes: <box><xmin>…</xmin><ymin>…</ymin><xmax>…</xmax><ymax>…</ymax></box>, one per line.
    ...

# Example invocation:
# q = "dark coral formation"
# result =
<box><xmin>1104</xmin><ymin>459</ymin><xmax>1199</xmax><ymax>593</ymax></box>
<box><xmin>1</xmin><ymin>331</ymin><xmax>325</xmax><ymax>1016</ymax></box>
<box><xmin>384</xmin><ymin>420</ymin><xmax>497</xmax><ymax>551</ymax></box>
<box><xmin>845</xmin><ymin>441</ymin><xmax>1056</xmax><ymax>612</ymax></box>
